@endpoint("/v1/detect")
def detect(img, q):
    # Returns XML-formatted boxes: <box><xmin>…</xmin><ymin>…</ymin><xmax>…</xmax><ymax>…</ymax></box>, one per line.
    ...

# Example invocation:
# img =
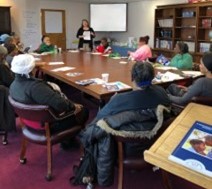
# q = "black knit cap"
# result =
<box><xmin>202</xmin><ymin>52</ymin><xmax>212</xmax><ymax>72</ymax></box>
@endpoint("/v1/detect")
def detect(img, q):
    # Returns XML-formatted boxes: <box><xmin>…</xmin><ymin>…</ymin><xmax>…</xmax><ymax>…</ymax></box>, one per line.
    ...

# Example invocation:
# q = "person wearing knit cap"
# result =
<box><xmin>167</xmin><ymin>52</ymin><xmax>212</xmax><ymax>105</ymax></box>
<box><xmin>10</xmin><ymin>54</ymin><xmax>89</xmax><ymax>134</ymax></box>
<box><xmin>0</xmin><ymin>34</ymin><xmax>10</xmax><ymax>44</ymax></box>
<box><xmin>0</xmin><ymin>46</ymin><xmax>14</xmax><ymax>87</ymax></box>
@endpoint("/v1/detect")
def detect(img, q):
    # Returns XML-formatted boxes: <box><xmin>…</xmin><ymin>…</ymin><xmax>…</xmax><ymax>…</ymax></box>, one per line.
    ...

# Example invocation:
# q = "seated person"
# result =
<box><xmin>167</xmin><ymin>52</ymin><xmax>212</xmax><ymax>105</ymax></box>
<box><xmin>0</xmin><ymin>46</ymin><xmax>14</xmax><ymax>87</ymax></box>
<box><xmin>10</xmin><ymin>54</ymin><xmax>89</xmax><ymax>133</ymax></box>
<box><xmin>169</xmin><ymin>42</ymin><xmax>193</xmax><ymax>70</ymax></box>
<box><xmin>0</xmin><ymin>34</ymin><xmax>10</xmax><ymax>44</ymax></box>
<box><xmin>35</xmin><ymin>35</ymin><xmax>55</xmax><ymax>54</ymax></box>
<box><xmin>128</xmin><ymin>35</ymin><xmax>152</xmax><ymax>61</ymax></box>
<box><xmin>3</xmin><ymin>36</ymin><xmax>16</xmax><ymax>47</ymax></box>
<box><xmin>77</xmin><ymin>62</ymin><xmax>170</xmax><ymax>186</ymax></box>
<box><xmin>13</xmin><ymin>35</ymin><xmax>24</xmax><ymax>52</ymax></box>
<box><xmin>5</xmin><ymin>44</ymin><xmax>18</xmax><ymax>67</ymax></box>
<box><xmin>95</xmin><ymin>37</ymin><xmax>112</xmax><ymax>54</ymax></box>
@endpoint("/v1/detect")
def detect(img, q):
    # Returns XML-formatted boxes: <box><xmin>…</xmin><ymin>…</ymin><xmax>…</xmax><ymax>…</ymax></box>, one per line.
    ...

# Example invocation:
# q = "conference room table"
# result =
<box><xmin>144</xmin><ymin>103</ymin><xmax>212</xmax><ymax>189</ymax></box>
<box><xmin>36</xmin><ymin>51</ymin><xmax>199</xmax><ymax>106</ymax></box>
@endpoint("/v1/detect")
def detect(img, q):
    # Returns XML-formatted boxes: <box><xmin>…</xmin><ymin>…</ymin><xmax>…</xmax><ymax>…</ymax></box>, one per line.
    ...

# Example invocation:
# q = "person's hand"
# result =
<box><xmin>74</xmin><ymin>104</ymin><xmax>83</xmax><ymax>115</ymax></box>
<box><xmin>79</xmin><ymin>35</ymin><xmax>84</xmax><ymax>38</ymax></box>
<box><xmin>177</xmin><ymin>85</ymin><xmax>188</xmax><ymax>92</ymax></box>
<box><xmin>91</xmin><ymin>32</ymin><xmax>95</xmax><ymax>36</ymax></box>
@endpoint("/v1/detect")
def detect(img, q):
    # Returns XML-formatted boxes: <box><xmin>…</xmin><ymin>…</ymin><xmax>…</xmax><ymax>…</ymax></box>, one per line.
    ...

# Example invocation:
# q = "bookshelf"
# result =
<box><xmin>153</xmin><ymin>2</ymin><xmax>212</xmax><ymax>63</ymax></box>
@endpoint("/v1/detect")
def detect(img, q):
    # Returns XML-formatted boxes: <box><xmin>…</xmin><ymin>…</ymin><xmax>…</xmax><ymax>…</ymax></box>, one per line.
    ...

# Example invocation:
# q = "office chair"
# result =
<box><xmin>9</xmin><ymin>96</ymin><xmax>83</xmax><ymax>181</ymax></box>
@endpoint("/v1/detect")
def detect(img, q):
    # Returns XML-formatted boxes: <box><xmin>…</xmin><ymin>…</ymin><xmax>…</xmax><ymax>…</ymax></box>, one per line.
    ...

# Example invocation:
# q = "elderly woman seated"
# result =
<box><xmin>9</xmin><ymin>54</ymin><xmax>89</xmax><ymax>134</ymax></box>
<box><xmin>72</xmin><ymin>61</ymin><xmax>171</xmax><ymax>187</ymax></box>
<box><xmin>167</xmin><ymin>52</ymin><xmax>212</xmax><ymax>106</ymax></box>
<box><xmin>169</xmin><ymin>41</ymin><xmax>193</xmax><ymax>70</ymax></box>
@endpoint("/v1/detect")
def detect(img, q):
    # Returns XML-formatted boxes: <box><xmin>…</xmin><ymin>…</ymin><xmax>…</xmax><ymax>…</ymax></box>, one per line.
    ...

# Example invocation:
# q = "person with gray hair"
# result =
<box><xmin>0</xmin><ymin>46</ymin><xmax>14</xmax><ymax>87</ymax></box>
<box><xmin>9</xmin><ymin>54</ymin><xmax>89</xmax><ymax>134</ymax></box>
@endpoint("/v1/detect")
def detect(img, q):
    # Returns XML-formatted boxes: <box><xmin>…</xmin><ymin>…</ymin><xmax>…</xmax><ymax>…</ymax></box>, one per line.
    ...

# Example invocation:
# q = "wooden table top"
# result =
<box><xmin>38</xmin><ymin>51</ymin><xmax>194</xmax><ymax>100</ymax></box>
<box><xmin>39</xmin><ymin>51</ymin><xmax>133</xmax><ymax>100</ymax></box>
<box><xmin>144</xmin><ymin>103</ymin><xmax>212</xmax><ymax>189</ymax></box>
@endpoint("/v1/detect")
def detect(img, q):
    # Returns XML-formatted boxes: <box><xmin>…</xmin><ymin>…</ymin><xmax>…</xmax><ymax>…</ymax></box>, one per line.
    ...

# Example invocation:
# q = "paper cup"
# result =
<box><xmin>102</xmin><ymin>73</ymin><xmax>109</xmax><ymax>83</ymax></box>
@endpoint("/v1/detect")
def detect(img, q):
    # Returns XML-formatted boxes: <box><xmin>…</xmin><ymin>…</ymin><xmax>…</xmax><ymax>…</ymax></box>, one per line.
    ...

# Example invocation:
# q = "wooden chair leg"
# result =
<box><xmin>0</xmin><ymin>131</ymin><xmax>8</xmax><ymax>145</ymax></box>
<box><xmin>46</xmin><ymin>139</ymin><xmax>52</xmax><ymax>181</ymax></box>
<box><xmin>117</xmin><ymin>141</ymin><xmax>124</xmax><ymax>189</ymax></box>
<box><xmin>45</xmin><ymin>124</ymin><xmax>52</xmax><ymax>181</ymax></box>
<box><xmin>20</xmin><ymin>138</ymin><xmax>27</xmax><ymax>164</ymax></box>
<box><xmin>161</xmin><ymin>170</ymin><xmax>172</xmax><ymax>189</ymax></box>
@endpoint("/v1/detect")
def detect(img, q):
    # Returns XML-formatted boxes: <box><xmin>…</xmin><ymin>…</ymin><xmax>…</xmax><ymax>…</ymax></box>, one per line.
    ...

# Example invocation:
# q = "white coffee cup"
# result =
<box><xmin>102</xmin><ymin>73</ymin><xmax>109</xmax><ymax>83</ymax></box>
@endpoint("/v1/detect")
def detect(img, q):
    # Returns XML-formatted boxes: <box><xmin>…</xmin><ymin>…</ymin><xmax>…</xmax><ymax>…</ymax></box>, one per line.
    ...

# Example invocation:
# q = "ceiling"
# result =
<box><xmin>69</xmin><ymin>0</ymin><xmax>157</xmax><ymax>3</ymax></box>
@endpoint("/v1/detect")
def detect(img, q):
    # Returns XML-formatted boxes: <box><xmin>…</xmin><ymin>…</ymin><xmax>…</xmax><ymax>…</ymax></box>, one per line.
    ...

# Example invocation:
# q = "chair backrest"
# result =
<box><xmin>191</xmin><ymin>96</ymin><xmax>212</xmax><ymax>106</ymax></box>
<box><xmin>8</xmin><ymin>96</ymin><xmax>56</xmax><ymax>123</ymax></box>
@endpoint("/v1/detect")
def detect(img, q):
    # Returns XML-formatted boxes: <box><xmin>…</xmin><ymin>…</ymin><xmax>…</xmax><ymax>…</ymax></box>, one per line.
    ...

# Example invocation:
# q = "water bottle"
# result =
<box><xmin>54</xmin><ymin>45</ymin><xmax>58</xmax><ymax>54</ymax></box>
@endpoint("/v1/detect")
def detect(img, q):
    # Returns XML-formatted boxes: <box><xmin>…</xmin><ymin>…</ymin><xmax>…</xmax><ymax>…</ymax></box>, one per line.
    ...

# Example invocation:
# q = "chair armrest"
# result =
<box><xmin>48</xmin><ymin>109</ymin><xmax>75</xmax><ymax>121</ymax></box>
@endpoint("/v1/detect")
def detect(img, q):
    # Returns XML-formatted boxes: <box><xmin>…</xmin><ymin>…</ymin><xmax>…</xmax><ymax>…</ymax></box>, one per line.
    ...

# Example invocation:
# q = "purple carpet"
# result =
<box><xmin>0</xmin><ymin>84</ymin><xmax>204</xmax><ymax>189</ymax></box>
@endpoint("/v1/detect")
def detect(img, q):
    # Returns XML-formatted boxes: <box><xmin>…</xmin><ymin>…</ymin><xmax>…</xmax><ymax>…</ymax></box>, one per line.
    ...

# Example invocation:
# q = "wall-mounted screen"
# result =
<box><xmin>90</xmin><ymin>4</ymin><xmax>127</xmax><ymax>32</ymax></box>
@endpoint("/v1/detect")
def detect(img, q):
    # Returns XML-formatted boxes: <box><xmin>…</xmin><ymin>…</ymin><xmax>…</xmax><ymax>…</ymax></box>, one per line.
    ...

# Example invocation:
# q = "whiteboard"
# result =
<box><xmin>90</xmin><ymin>4</ymin><xmax>127</xmax><ymax>32</ymax></box>
<box><xmin>45</xmin><ymin>11</ymin><xmax>62</xmax><ymax>33</ymax></box>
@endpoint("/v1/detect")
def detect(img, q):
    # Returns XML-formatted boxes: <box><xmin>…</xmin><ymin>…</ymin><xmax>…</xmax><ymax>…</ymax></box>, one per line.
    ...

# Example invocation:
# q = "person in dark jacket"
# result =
<box><xmin>9</xmin><ymin>54</ymin><xmax>89</xmax><ymax>133</ymax></box>
<box><xmin>76</xmin><ymin>19</ymin><xmax>95</xmax><ymax>51</ymax></box>
<box><xmin>74</xmin><ymin>62</ymin><xmax>171</xmax><ymax>187</ymax></box>
<box><xmin>167</xmin><ymin>52</ymin><xmax>212</xmax><ymax>105</ymax></box>
<box><xmin>0</xmin><ymin>46</ymin><xmax>14</xmax><ymax>87</ymax></box>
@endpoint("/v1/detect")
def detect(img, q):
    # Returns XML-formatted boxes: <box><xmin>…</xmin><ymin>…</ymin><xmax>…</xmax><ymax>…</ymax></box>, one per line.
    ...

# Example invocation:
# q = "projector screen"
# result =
<box><xmin>90</xmin><ymin>4</ymin><xmax>127</xmax><ymax>32</ymax></box>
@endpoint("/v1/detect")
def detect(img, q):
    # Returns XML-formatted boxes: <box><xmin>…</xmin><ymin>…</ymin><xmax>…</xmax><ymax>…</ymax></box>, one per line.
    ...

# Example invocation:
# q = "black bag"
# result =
<box><xmin>70</xmin><ymin>145</ymin><xmax>97</xmax><ymax>186</ymax></box>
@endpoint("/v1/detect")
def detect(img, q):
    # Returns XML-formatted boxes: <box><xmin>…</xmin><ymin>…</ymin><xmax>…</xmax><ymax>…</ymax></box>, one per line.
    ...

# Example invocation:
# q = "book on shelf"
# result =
<box><xmin>202</xmin><ymin>19</ymin><xmax>211</xmax><ymax>28</ymax></box>
<box><xmin>169</xmin><ymin>121</ymin><xmax>212</xmax><ymax>177</ymax></box>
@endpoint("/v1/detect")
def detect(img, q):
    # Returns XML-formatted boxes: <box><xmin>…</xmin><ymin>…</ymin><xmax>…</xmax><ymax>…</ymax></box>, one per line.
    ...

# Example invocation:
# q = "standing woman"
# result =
<box><xmin>128</xmin><ymin>35</ymin><xmax>152</xmax><ymax>61</ymax></box>
<box><xmin>76</xmin><ymin>19</ymin><xmax>95</xmax><ymax>51</ymax></box>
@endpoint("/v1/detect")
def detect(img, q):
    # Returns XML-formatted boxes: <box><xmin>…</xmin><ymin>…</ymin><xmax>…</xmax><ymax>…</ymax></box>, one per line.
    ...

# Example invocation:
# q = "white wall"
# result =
<box><xmin>108</xmin><ymin>0</ymin><xmax>188</xmax><ymax>48</ymax></box>
<box><xmin>0</xmin><ymin>0</ymin><xmax>89</xmax><ymax>49</ymax></box>
<box><xmin>0</xmin><ymin>0</ymin><xmax>188</xmax><ymax>49</ymax></box>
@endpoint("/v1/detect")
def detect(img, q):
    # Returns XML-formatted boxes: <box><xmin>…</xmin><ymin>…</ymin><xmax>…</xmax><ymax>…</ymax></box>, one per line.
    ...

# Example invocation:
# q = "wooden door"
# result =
<box><xmin>41</xmin><ymin>9</ymin><xmax>66</xmax><ymax>50</ymax></box>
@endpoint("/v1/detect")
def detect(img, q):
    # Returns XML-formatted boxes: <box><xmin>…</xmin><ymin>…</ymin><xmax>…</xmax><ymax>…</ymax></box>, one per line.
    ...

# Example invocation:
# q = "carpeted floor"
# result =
<box><xmin>0</xmin><ymin>83</ymin><xmax>204</xmax><ymax>189</ymax></box>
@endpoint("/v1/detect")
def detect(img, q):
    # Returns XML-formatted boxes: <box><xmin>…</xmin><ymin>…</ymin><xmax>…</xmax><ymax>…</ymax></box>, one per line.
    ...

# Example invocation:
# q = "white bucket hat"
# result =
<box><xmin>11</xmin><ymin>54</ymin><xmax>35</xmax><ymax>75</ymax></box>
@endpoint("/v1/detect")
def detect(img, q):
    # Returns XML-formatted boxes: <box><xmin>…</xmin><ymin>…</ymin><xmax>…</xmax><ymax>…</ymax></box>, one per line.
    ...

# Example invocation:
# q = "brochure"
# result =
<box><xmin>105</xmin><ymin>81</ymin><xmax>131</xmax><ymax>92</ymax></box>
<box><xmin>169</xmin><ymin>121</ymin><xmax>212</xmax><ymax>177</ymax></box>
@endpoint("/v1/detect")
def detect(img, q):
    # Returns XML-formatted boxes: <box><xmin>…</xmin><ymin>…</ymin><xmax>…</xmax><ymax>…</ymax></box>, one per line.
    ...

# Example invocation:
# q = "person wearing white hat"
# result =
<box><xmin>0</xmin><ymin>46</ymin><xmax>14</xmax><ymax>87</ymax></box>
<box><xmin>10</xmin><ymin>54</ymin><xmax>89</xmax><ymax>134</ymax></box>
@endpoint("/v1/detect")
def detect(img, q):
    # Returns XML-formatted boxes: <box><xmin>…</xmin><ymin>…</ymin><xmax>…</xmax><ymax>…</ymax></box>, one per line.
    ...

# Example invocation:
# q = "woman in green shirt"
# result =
<box><xmin>170</xmin><ymin>42</ymin><xmax>193</xmax><ymax>70</ymax></box>
<box><xmin>35</xmin><ymin>35</ymin><xmax>55</xmax><ymax>54</ymax></box>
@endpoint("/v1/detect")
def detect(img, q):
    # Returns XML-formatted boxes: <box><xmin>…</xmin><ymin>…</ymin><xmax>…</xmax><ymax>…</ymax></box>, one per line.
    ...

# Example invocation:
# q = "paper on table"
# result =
<box><xmin>91</xmin><ymin>52</ymin><xmax>102</xmax><ymax>55</ymax></box>
<box><xmin>105</xmin><ymin>81</ymin><xmax>131</xmax><ymax>91</ymax></box>
<box><xmin>83</xmin><ymin>31</ymin><xmax>91</xmax><ymax>40</ymax></box>
<box><xmin>48</xmin><ymin>62</ymin><xmax>64</xmax><ymax>65</ymax></box>
<box><xmin>156</xmin><ymin>66</ymin><xmax>178</xmax><ymax>70</ymax></box>
<box><xmin>111</xmin><ymin>57</ymin><xmax>121</xmax><ymax>60</ymax></box>
<box><xmin>102</xmin><ymin>54</ymin><xmax>109</xmax><ymax>57</ymax></box>
<box><xmin>51</xmin><ymin>66</ymin><xmax>75</xmax><ymax>72</ymax></box>
<box><xmin>182</xmin><ymin>71</ymin><xmax>203</xmax><ymax>78</ymax></box>
<box><xmin>66</xmin><ymin>72</ymin><xmax>83</xmax><ymax>77</ymax></box>
<box><xmin>119</xmin><ymin>61</ymin><xmax>128</xmax><ymax>64</ymax></box>
<box><xmin>68</xmin><ymin>50</ymin><xmax>79</xmax><ymax>53</ymax></box>
<box><xmin>161</xmin><ymin>71</ymin><xmax>184</xmax><ymax>82</ymax></box>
